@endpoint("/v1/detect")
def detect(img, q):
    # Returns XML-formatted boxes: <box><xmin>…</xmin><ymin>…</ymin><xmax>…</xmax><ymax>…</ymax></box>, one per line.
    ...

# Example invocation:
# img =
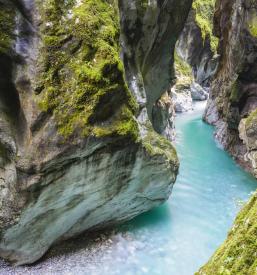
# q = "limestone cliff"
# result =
<box><xmin>0</xmin><ymin>0</ymin><xmax>193</xmax><ymax>266</ymax></box>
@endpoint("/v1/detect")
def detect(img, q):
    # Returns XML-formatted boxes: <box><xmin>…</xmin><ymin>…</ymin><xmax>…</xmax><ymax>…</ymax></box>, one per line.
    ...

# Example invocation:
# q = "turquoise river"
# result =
<box><xmin>1</xmin><ymin>102</ymin><xmax>257</xmax><ymax>275</ymax></box>
<box><xmin>94</xmin><ymin>102</ymin><xmax>257</xmax><ymax>275</ymax></box>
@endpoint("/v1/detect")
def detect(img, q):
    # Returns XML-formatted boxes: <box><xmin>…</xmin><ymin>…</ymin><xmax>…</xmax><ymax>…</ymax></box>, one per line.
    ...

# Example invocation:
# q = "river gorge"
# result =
<box><xmin>1</xmin><ymin>102</ymin><xmax>256</xmax><ymax>274</ymax></box>
<box><xmin>0</xmin><ymin>0</ymin><xmax>256</xmax><ymax>273</ymax></box>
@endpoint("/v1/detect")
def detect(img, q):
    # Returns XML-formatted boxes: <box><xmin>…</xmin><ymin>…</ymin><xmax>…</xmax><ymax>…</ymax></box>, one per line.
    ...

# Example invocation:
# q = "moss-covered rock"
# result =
<box><xmin>192</xmin><ymin>0</ymin><xmax>218</xmax><ymax>53</ymax></box>
<box><xmin>36</xmin><ymin>0</ymin><xmax>138</xmax><ymax>139</ymax></box>
<box><xmin>0</xmin><ymin>0</ymin><xmax>185</xmax><ymax>265</ymax></box>
<box><xmin>197</xmin><ymin>192</ymin><xmax>257</xmax><ymax>275</ymax></box>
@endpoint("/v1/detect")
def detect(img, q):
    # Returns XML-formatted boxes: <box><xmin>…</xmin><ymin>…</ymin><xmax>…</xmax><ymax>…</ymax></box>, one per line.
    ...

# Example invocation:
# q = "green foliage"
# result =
<box><xmin>36</xmin><ymin>0</ymin><xmax>138</xmax><ymax>140</ymax></box>
<box><xmin>143</xmin><ymin>122</ymin><xmax>179</xmax><ymax>165</ymax></box>
<box><xmin>197</xmin><ymin>192</ymin><xmax>257</xmax><ymax>275</ymax></box>
<box><xmin>192</xmin><ymin>0</ymin><xmax>219</xmax><ymax>53</ymax></box>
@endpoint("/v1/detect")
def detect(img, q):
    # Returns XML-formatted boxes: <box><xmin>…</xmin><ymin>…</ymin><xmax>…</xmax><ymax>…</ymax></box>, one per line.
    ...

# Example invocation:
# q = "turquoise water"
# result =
<box><xmin>5</xmin><ymin>103</ymin><xmax>256</xmax><ymax>275</ymax></box>
<box><xmin>94</xmin><ymin>102</ymin><xmax>257</xmax><ymax>275</ymax></box>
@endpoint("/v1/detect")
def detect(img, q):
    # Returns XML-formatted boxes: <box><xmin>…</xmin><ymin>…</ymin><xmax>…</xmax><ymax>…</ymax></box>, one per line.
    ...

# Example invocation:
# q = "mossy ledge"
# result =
<box><xmin>36</xmin><ymin>0</ymin><xmax>138</xmax><ymax>140</ymax></box>
<box><xmin>197</xmin><ymin>192</ymin><xmax>257</xmax><ymax>275</ymax></box>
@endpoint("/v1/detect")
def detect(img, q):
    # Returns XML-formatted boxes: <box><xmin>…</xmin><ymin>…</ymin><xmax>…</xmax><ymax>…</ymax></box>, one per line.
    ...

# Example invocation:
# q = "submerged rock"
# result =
<box><xmin>0</xmin><ymin>0</ymin><xmax>195</xmax><ymax>265</ymax></box>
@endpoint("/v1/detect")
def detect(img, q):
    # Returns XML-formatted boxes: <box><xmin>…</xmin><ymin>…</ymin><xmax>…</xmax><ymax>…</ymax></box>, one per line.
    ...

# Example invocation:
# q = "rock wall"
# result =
<box><xmin>0</xmin><ymin>0</ymin><xmax>194</xmax><ymax>265</ymax></box>
<box><xmin>176</xmin><ymin>0</ymin><xmax>219</xmax><ymax>86</ymax></box>
<box><xmin>118</xmin><ymin>0</ymin><xmax>193</xmax><ymax>138</ymax></box>
<box><xmin>199</xmin><ymin>0</ymin><xmax>257</xmax><ymax>273</ymax></box>
<box><xmin>204</xmin><ymin>0</ymin><xmax>257</xmax><ymax>174</ymax></box>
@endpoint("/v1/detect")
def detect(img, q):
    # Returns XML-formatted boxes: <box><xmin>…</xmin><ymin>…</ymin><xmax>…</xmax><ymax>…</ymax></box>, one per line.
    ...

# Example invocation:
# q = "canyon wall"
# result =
<box><xmin>204</xmin><ymin>0</ymin><xmax>257</xmax><ymax>176</ymax></box>
<box><xmin>0</xmin><ymin>0</ymin><xmax>194</xmax><ymax>265</ymax></box>
<box><xmin>199</xmin><ymin>0</ymin><xmax>257</xmax><ymax>273</ymax></box>
<box><xmin>176</xmin><ymin>0</ymin><xmax>219</xmax><ymax>86</ymax></box>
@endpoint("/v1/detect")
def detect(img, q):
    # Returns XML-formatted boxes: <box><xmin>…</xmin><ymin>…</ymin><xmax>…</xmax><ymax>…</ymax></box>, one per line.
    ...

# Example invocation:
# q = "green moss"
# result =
<box><xmin>36</xmin><ymin>0</ymin><xmax>139</xmax><ymax>140</ymax></box>
<box><xmin>174</xmin><ymin>51</ymin><xmax>193</xmax><ymax>87</ymax></box>
<box><xmin>143</xmin><ymin>123</ymin><xmax>179</xmax><ymax>165</ymax></box>
<box><xmin>245</xmin><ymin>108</ymin><xmax>257</xmax><ymax>129</ymax></box>
<box><xmin>248</xmin><ymin>14</ymin><xmax>257</xmax><ymax>38</ymax></box>
<box><xmin>197</xmin><ymin>192</ymin><xmax>257</xmax><ymax>275</ymax></box>
<box><xmin>192</xmin><ymin>0</ymin><xmax>219</xmax><ymax>53</ymax></box>
<box><xmin>229</xmin><ymin>79</ymin><xmax>241</xmax><ymax>103</ymax></box>
<box><xmin>0</xmin><ymin>2</ymin><xmax>16</xmax><ymax>54</ymax></box>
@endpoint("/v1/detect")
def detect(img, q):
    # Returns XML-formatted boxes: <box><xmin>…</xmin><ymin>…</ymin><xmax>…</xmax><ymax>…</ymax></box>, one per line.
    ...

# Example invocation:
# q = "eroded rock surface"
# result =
<box><xmin>119</xmin><ymin>0</ymin><xmax>193</xmax><ymax>135</ymax></box>
<box><xmin>0</xmin><ymin>0</ymin><xmax>195</xmax><ymax>265</ymax></box>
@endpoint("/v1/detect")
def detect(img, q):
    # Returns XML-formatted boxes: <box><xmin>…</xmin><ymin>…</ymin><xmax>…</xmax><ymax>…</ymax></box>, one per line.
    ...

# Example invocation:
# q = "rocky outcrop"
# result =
<box><xmin>0</xmin><ymin>0</ymin><xmax>195</xmax><ymax>265</ymax></box>
<box><xmin>204</xmin><ymin>0</ymin><xmax>257</xmax><ymax>173</ymax></box>
<box><xmin>197</xmin><ymin>192</ymin><xmax>257</xmax><ymax>274</ymax></box>
<box><xmin>176</xmin><ymin>0</ymin><xmax>219</xmax><ymax>86</ymax></box>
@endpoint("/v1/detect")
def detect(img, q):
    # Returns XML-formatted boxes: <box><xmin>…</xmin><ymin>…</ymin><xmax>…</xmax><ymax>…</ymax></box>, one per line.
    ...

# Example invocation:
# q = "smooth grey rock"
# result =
<box><xmin>171</xmin><ymin>88</ymin><xmax>193</xmax><ymax>113</ymax></box>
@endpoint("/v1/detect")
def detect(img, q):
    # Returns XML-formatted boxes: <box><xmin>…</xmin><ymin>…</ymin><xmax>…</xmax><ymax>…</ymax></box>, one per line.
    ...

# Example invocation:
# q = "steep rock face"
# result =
<box><xmin>0</xmin><ymin>0</ymin><xmax>194</xmax><ymax>266</ymax></box>
<box><xmin>197</xmin><ymin>192</ymin><xmax>257</xmax><ymax>274</ymax></box>
<box><xmin>176</xmin><ymin>0</ymin><xmax>219</xmax><ymax>86</ymax></box>
<box><xmin>204</xmin><ymin>0</ymin><xmax>257</xmax><ymax>173</ymax></box>
<box><xmin>118</xmin><ymin>0</ymin><xmax>193</xmax><ymax>138</ymax></box>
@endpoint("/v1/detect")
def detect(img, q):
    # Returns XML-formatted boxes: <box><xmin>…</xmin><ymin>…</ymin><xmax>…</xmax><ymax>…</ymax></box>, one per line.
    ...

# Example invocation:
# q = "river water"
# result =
<box><xmin>1</xmin><ymin>102</ymin><xmax>257</xmax><ymax>275</ymax></box>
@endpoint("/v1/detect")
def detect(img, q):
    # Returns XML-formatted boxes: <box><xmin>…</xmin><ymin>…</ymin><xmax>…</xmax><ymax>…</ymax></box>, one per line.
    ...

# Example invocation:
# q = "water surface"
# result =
<box><xmin>95</xmin><ymin>102</ymin><xmax>257</xmax><ymax>275</ymax></box>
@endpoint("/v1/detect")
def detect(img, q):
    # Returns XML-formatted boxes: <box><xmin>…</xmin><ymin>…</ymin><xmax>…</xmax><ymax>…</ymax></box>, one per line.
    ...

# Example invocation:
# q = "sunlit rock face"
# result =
<box><xmin>204</xmin><ymin>0</ymin><xmax>257</xmax><ymax>174</ymax></box>
<box><xmin>0</xmin><ymin>0</ymin><xmax>198</xmax><ymax>265</ymax></box>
